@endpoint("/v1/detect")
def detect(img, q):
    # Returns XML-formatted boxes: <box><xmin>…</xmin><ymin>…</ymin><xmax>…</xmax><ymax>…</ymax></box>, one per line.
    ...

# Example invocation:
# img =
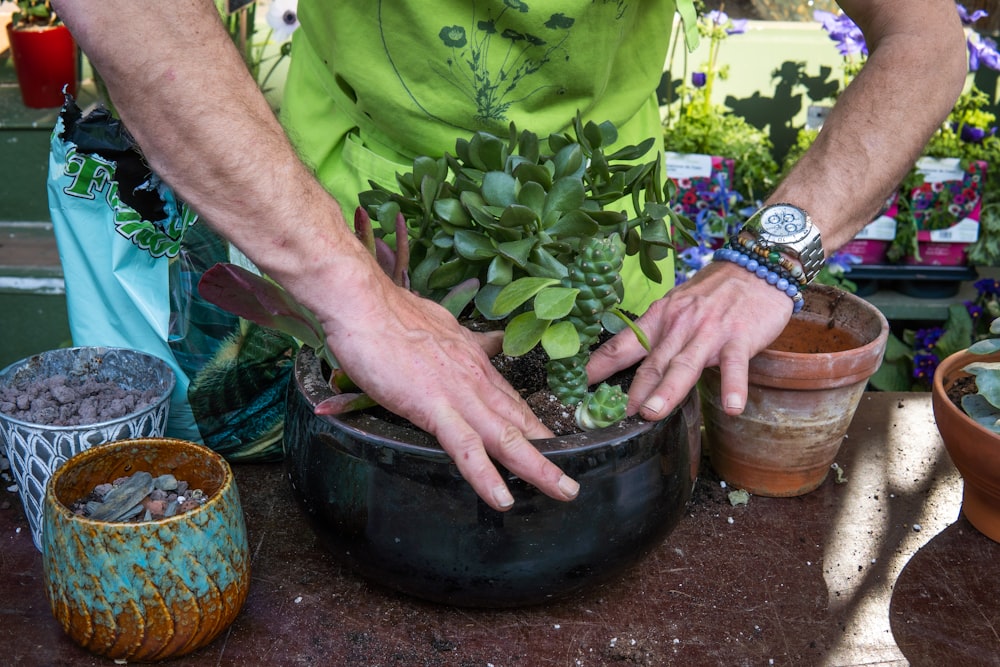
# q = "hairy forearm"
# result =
<box><xmin>769</xmin><ymin>0</ymin><xmax>967</xmax><ymax>253</ymax></box>
<box><xmin>51</xmin><ymin>0</ymin><xmax>376</xmax><ymax>314</ymax></box>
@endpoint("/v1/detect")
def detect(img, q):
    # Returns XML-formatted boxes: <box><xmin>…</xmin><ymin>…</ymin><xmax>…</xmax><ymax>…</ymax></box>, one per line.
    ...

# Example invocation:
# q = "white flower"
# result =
<box><xmin>266</xmin><ymin>0</ymin><xmax>299</xmax><ymax>42</ymax></box>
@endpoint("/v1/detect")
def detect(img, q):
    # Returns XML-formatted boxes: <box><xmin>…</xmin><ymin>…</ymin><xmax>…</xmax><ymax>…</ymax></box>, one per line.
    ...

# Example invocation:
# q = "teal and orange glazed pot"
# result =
<box><xmin>41</xmin><ymin>438</ymin><xmax>250</xmax><ymax>662</ymax></box>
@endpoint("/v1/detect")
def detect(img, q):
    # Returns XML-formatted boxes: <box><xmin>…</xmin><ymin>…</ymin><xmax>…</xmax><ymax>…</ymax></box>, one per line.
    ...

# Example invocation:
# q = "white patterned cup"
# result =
<box><xmin>0</xmin><ymin>347</ymin><xmax>174</xmax><ymax>550</ymax></box>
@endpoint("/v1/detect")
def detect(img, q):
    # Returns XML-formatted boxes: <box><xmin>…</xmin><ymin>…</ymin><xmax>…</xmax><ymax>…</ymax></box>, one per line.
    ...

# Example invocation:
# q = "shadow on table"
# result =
<box><xmin>890</xmin><ymin>517</ymin><xmax>1000</xmax><ymax>667</ymax></box>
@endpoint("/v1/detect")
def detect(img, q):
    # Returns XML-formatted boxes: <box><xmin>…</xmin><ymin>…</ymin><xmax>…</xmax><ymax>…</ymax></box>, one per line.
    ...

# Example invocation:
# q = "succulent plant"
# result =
<box><xmin>357</xmin><ymin>114</ymin><xmax>691</xmax><ymax>428</ymax></box>
<box><xmin>200</xmin><ymin>114</ymin><xmax>692</xmax><ymax>431</ymax></box>
<box><xmin>962</xmin><ymin>316</ymin><xmax>1000</xmax><ymax>433</ymax></box>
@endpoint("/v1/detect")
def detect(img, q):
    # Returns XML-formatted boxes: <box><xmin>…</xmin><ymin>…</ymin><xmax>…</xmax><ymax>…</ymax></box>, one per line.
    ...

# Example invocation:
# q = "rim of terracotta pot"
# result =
<box><xmin>932</xmin><ymin>349</ymin><xmax>1000</xmax><ymax>458</ymax></box>
<box><xmin>294</xmin><ymin>346</ymin><xmax>692</xmax><ymax>460</ymax></box>
<box><xmin>747</xmin><ymin>284</ymin><xmax>890</xmax><ymax>390</ymax></box>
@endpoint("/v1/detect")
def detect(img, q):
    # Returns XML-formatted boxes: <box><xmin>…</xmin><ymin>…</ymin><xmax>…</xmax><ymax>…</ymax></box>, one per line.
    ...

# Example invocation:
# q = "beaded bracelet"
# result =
<box><xmin>732</xmin><ymin>235</ymin><xmax>807</xmax><ymax>285</ymax></box>
<box><xmin>713</xmin><ymin>246</ymin><xmax>805</xmax><ymax>313</ymax></box>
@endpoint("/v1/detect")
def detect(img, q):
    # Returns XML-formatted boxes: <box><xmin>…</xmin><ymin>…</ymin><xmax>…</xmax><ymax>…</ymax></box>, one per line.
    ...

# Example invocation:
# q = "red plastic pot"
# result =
<box><xmin>6</xmin><ymin>22</ymin><xmax>78</xmax><ymax>109</ymax></box>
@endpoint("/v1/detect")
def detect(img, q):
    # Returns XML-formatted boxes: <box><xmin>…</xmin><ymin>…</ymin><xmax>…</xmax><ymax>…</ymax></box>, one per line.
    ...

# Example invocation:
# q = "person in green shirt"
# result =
<box><xmin>54</xmin><ymin>0</ymin><xmax>967</xmax><ymax>512</ymax></box>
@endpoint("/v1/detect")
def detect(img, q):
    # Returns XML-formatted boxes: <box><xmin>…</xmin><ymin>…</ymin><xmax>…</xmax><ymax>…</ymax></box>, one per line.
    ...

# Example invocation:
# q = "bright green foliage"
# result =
<box><xmin>9</xmin><ymin>0</ymin><xmax>60</xmax><ymax>28</ymax></box>
<box><xmin>575</xmin><ymin>382</ymin><xmax>628</xmax><ymax>431</ymax></box>
<box><xmin>359</xmin><ymin>114</ymin><xmax>691</xmax><ymax>428</ymax></box>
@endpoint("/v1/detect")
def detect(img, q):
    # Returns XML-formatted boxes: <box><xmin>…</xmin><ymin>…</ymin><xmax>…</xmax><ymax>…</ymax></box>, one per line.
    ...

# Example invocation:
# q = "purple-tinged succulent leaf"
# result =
<box><xmin>199</xmin><ymin>263</ymin><xmax>325</xmax><ymax>350</ymax></box>
<box><xmin>354</xmin><ymin>206</ymin><xmax>377</xmax><ymax>256</ymax></box>
<box><xmin>314</xmin><ymin>393</ymin><xmax>379</xmax><ymax>415</ymax></box>
<box><xmin>438</xmin><ymin>277</ymin><xmax>479</xmax><ymax>318</ymax></box>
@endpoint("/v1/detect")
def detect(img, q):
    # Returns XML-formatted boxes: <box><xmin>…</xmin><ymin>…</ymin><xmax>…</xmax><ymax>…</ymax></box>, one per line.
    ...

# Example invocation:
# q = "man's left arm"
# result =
<box><xmin>588</xmin><ymin>0</ymin><xmax>968</xmax><ymax>420</ymax></box>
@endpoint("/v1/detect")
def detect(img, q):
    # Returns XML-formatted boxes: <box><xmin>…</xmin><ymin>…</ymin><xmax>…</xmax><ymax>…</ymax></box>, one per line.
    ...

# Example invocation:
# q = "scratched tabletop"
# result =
<box><xmin>1</xmin><ymin>392</ymin><xmax>997</xmax><ymax>666</ymax></box>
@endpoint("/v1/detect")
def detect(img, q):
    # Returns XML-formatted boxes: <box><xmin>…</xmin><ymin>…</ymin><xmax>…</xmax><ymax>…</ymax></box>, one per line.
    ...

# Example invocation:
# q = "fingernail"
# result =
<box><xmin>493</xmin><ymin>485</ymin><xmax>515</xmax><ymax>510</ymax></box>
<box><xmin>641</xmin><ymin>396</ymin><xmax>665</xmax><ymax>417</ymax></box>
<box><xmin>558</xmin><ymin>474</ymin><xmax>580</xmax><ymax>500</ymax></box>
<box><xmin>725</xmin><ymin>393</ymin><xmax>744</xmax><ymax>411</ymax></box>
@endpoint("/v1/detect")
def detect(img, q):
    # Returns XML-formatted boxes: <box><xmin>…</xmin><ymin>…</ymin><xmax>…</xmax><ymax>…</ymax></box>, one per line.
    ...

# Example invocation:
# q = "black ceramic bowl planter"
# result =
<box><xmin>284</xmin><ymin>347</ymin><xmax>700</xmax><ymax>608</ymax></box>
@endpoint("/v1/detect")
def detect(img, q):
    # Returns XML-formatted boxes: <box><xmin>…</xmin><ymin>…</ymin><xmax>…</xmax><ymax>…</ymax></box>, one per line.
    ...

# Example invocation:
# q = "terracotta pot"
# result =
<box><xmin>700</xmin><ymin>284</ymin><xmax>889</xmax><ymax>497</ymax></box>
<box><xmin>932</xmin><ymin>349</ymin><xmax>1000</xmax><ymax>543</ymax></box>
<box><xmin>41</xmin><ymin>438</ymin><xmax>250</xmax><ymax>661</ymax></box>
<box><xmin>284</xmin><ymin>346</ymin><xmax>700</xmax><ymax>608</ymax></box>
<box><xmin>5</xmin><ymin>22</ymin><xmax>78</xmax><ymax>108</ymax></box>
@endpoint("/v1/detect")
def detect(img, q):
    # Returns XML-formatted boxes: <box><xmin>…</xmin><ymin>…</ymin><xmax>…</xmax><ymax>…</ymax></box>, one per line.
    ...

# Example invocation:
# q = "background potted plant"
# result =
<box><xmin>198</xmin><ymin>115</ymin><xmax>704</xmax><ymax>606</ymax></box>
<box><xmin>661</xmin><ymin>8</ymin><xmax>781</xmax><ymax>284</ymax></box>
<box><xmin>870</xmin><ymin>276</ymin><xmax>1000</xmax><ymax>392</ymax></box>
<box><xmin>932</xmin><ymin>306</ymin><xmax>1000</xmax><ymax>543</ymax></box>
<box><xmin>3</xmin><ymin>0</ymin><xmax>77</xmax><ymax>108</ymax></box>
<box><xmin>794</xmin><ymin>4</ymin><xmax>1000</xmax><ymax>274</ymax></box>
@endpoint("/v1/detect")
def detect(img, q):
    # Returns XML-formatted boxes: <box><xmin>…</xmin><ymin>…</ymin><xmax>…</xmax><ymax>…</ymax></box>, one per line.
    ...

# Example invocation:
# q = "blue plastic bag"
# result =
<box><xmin>47</xmin><ymin>98</ymin><xmax>292</xmax><ymax>461</ymax></box>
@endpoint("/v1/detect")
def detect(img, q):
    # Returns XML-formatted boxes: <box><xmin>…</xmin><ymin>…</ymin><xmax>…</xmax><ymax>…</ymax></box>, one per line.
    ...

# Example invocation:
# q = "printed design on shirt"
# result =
<box><xmin>435</xmin><ymin>1</ymin><xmax>576</xmax><ymax>123</ymax></box>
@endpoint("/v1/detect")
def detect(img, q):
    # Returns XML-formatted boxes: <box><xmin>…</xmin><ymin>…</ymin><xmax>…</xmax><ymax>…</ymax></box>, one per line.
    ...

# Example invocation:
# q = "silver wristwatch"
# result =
<box><xmin>740</xmin><ymin>203</ymin><xmax>825</xmax><ymax>284</ymax></box>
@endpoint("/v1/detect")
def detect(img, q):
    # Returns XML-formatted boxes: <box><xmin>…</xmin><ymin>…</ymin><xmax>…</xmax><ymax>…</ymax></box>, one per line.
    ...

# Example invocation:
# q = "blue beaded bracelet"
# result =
<box><xmin>713</xmin><ymin>247</ymin><xmax>805</xmax><ymax>313</ymax></box>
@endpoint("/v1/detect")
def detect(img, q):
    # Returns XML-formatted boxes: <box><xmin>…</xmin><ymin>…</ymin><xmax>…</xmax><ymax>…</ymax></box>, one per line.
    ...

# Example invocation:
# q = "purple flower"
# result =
<box><xmin>728</xmin><ymin>18</ymin><xmax>749</xmax><ymax>35</ymax></box>
<box><xmin>960</xmin><ymin>124</ymin><xmax>988</xmax><ymax>143</ymax></box>
<box><xmin>814</xmin><ymin>9</ymin><xmax>868</xmax><ymax>57</ymax></box>
<box><xmin>975</xmin><ymin>278</ymin><xmax>1000</xmax><ymax>296</ymax></box>
<box><xmin>914</xmin><ymin>326</ymin><xmax>945</xmax><ymax>351</ymax></box>
<box><xmin>912</xmin><ymin>352</ymin><xmax>940</xmax><ymax>380</ymax></box>
<box><xmin>957</xmin><ymin>3</ymin><xmax>989</xmax><ymax>26</ymax></box>
<box><xmin>969</xmin><ymin>35</ymin><xmax>1000</xmax><ymax>71</ymax></box>
<box><xmin>706</xmin><ymin>10</ymin><xmax>729</xmax><ymax>26</ymax></box>
<box><xmin>691</xmin><ymin>71</ymin><xmax>707</xmax><ymax>88</ymax></box>
<box><xmin>706</xmin><ymin>9</ymin><xmax>748</xmax><ymax>35</ymax></box>
<box><xmin>827</xmin><ymin>250</ymin><xmax>862</xmax><ymax>274</ymax></box>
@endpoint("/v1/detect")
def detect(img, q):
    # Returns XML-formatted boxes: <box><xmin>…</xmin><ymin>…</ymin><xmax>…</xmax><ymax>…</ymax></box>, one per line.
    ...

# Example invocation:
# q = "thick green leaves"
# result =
<box><xmin>503</xmin><ymin>312</ymin><xmax>549</xmax><ymax>357</ymax></box>
<box><xmin>965</xmin><ymin>361</ymin><xmax>1000</xmax><ymax>410</ymax></box>
<box><xmin>493</xmin><ymin>277</ymin><xmax>560</xmax><ymax>315</ymax></box>
<box><xmin>541</xmin><ymin>321</ymin><xmax>581</xmax><ymax>359</ymax></box>
<box><xmin>960</xmin><ymin>393</ymin><xmax>1000</xmax><ymax>432</ymax></box>
<box><xmin>533</xmin><ymin>287</ymin><xmax>579</xmax><ymax>320</ymax></box>
<box><xmin>482</xmin><ymin>171</ymin><xmax>518</xmax><ymax>207</ymax></box>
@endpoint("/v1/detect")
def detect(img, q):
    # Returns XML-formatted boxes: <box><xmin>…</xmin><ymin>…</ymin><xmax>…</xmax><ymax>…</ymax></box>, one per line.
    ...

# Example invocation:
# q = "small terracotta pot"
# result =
<box><xmin>701</xmin><ymin>284</ymin><xmax>889</xmax><ymax>497</ymax></box>
<box><xmin>5</xmin><ymin>22</ymin><xmax>78</xmax><ymax>109</ymax></box>
<box><xmin>41</xmin><ymin>438</ymin><xmax>250</xmax><ymax>662</ymax></box>
<box><xmin>932</xmin><ymin>349</ymin><xmax>1000</xmax><ymax>543</ymax></box>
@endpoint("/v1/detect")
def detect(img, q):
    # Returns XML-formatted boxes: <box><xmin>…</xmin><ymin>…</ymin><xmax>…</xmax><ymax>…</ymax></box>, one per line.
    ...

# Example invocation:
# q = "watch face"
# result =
<box><xmin>759</xmin><ymin>204</ymin><xmax>809</xmax><ymax>242</ymax></box>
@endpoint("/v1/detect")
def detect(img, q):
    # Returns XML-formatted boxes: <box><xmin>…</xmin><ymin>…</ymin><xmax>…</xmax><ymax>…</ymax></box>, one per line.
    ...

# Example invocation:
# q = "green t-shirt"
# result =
<box><xmin>281</xmin><ymin>0</ymin><xmax>688</xmax><ymax>312</ymax></box>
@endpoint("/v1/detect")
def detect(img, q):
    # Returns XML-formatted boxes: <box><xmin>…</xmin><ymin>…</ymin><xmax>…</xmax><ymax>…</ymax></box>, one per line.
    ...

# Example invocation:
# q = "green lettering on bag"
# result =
<box><xmin>62</xmin><ymin>147</ymin><xmax>114</xmax><ymax>200</ymax></box>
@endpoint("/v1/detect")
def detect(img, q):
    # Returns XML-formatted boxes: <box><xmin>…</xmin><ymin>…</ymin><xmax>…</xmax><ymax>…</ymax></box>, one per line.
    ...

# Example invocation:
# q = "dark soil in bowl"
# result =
<box><xmin>360</xmin><ymin>326</ymin><xmax>635</xmax><ymax>437</ymax></box>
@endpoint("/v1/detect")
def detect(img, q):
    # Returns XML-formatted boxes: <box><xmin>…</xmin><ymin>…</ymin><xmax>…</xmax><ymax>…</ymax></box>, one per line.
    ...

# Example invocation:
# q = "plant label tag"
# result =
<box><xmin>853</xmin><ymin>215</ymin><xmax>897</xmax><ymax>241</ymax></box>
<box><xmin>925</xmin><ymin>218</ymin><xmax>980</xmax><ymax>244</ymax></box>
<box><xmin>915</xmin><ymin>157</ymin><xmax>964</xmax><ymax>184</ymax></box>
<box><xmin>664</xmin><ymin>152</ymin><xmax>713</xmax><ymax>179</ymax></box>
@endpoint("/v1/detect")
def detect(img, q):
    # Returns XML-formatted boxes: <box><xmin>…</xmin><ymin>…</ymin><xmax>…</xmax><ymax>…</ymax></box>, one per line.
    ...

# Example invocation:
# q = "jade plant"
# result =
<box><xmin>200</xmin><ymin>115</ymin><xmax>691</xmax><ymax>431</ymax></box>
